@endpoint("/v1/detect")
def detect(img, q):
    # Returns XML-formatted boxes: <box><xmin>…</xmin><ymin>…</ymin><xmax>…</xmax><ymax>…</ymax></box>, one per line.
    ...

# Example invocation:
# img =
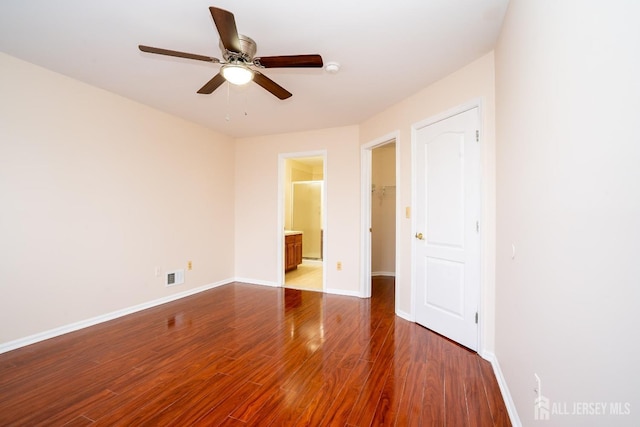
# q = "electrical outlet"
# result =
<box><xmin>337</xmin><ymin>261</ymin><xmax>342</xmax><ymax>271</ymax></box>
<box><xmin>187</xmin><ymin>260</ymin><xmax>193</xmax><ymax>271</ymax></box>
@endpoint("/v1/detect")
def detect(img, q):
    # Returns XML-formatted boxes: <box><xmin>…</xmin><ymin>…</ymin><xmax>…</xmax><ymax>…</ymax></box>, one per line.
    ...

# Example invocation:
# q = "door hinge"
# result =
<box><xmin>475</xmin><ymin>312</ymin><xmax>479</xmax><ymax>324</ymax></box>
<box><xmin>475</xmin><ymin>130</ymin><xmax>479</xmax><ymax>142</ymax></box>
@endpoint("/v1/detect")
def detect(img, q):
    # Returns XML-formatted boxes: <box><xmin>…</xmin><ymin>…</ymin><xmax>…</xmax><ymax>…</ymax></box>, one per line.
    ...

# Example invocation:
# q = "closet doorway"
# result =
<box><xmin>280</xmin><ymin>154</ymin><xmax>325</xmax><ymax>291</ymax></box>
<box><xmin>361</xmin><ymin>135</ymin><xmax>399</xmax><ymax>303</ymax></box>
<box><xmin>371</xmin><ymin>143</ymin><xmax>397</xmax><ymax>279</ymax></box>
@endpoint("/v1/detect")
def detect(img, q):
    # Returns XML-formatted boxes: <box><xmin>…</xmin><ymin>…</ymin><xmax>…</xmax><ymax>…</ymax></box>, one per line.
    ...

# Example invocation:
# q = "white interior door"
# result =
<box><xmin>414</xmin><ymin>107</ymin><xmax>480</xmax><ymax>351</ymax></box>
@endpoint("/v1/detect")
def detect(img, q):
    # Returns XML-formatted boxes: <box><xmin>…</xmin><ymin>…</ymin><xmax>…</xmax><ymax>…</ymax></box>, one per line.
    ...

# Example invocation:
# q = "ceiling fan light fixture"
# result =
<box><xmin>221</xmin><ymin>64</ymin><xmax>254</xmax><ymax>85</ymax></box>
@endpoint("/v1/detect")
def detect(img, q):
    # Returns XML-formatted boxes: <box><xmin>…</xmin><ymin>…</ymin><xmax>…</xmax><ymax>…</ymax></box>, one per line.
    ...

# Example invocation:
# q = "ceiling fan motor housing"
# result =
<box><xmin>220</xmin><ymin>34</ymin><xmax>256</xmax><ymax>63</ymax></box>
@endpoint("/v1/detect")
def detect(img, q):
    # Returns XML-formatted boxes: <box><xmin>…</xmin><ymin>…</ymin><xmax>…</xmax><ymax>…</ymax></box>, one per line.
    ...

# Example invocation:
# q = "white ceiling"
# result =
<box><xmin>0</xmin><ymin>0</ymin><xmax>509</xmax><ymax>138</ymax></box>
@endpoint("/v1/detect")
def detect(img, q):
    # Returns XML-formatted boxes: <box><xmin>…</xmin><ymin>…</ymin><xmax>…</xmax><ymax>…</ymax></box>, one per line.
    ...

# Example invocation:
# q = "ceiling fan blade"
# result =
<box><xmin>255</xmin><ymin>54</ymin><xmax>323</xmax><ymax>68</ymax></box>
<box><xmin>139</xmin><ymin>45</ymin><xmax>219</xmax><ymax>63</ymax></box>
<box><xmin>253</xmin><ymin>71</ymin><xmax>292</xmax><ymax>100</ymax></box>
<box><xmin>197</xmin><ymin>73</ymin><xmax>226</xmax><ymax>94</ymax></box>
<box><xmin>209</xmin><ymin>7</ymin><xmax>242</xmax><ymax>53</ymax></box>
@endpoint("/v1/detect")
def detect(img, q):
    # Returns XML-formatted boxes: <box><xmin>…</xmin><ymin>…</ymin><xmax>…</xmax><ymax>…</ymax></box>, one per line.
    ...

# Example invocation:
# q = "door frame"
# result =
<box><xmin>360</xmin><ymin>132</ymin><xmax>401</xmax><ymax>302</ymax></box>
<box><xmin>411</xmin><ymin>99</ymin><xmax>485</xmax><ymax>351</ymax></box>
<box><xmin>277</xmin><ymin>150</ymin><xmax>327</xmax><ymax>289</ymax></box>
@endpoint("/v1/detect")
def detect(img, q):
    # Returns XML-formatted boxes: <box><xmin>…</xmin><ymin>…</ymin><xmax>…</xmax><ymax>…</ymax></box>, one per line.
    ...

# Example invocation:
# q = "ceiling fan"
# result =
<box><xmin>138</xmin><ymin>6</ymin><xmax>323</xmax><ymax>100</ymax></box>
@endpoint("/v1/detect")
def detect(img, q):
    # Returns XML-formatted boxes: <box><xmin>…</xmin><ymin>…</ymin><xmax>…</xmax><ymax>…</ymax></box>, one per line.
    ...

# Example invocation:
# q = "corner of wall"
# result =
<box><xmin>483</xmin><ymin>352</ymin><xmax>522</xmax><ymax>427</ymax></box>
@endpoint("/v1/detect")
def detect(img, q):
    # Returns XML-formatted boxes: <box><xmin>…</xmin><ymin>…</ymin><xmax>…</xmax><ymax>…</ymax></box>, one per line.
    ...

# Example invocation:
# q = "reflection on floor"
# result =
<box><xmin>285</xmin><ymin>259</ymin><xmax>323</xmax><ymax>291</ymax></box>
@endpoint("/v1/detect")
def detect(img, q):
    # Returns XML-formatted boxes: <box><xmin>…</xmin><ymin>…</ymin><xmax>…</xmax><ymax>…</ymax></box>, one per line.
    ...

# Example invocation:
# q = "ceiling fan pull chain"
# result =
<box><xmin>225</xmin><ymin>81</ymin><xmax>231</xmax><ymax>122</ymax></box>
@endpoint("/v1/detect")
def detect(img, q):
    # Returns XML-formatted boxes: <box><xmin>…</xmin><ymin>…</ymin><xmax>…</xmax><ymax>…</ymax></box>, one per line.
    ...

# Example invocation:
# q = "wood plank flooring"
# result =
<box><xmin>0</xmin><ymin>278</ymin><xmax>511</xmax><ymax>426</ymax></box>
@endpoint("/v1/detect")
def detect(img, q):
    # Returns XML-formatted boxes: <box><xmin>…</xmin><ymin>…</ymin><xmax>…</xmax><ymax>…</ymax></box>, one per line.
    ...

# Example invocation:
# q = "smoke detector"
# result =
<box><xmin>325</xmin><ymin>62</ymin><xmax>340</xmax><ymax>74</ymax></box>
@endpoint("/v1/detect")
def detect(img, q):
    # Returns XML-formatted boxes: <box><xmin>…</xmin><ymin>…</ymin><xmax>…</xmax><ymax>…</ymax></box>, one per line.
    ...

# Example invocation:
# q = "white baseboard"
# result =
<box><xmin>0</xmin><ymin>278</ymin><xmax>234</xmax><ymax>355</ymax></box>
<box><xmin>325</xmin><ymin>288</ymin><xmax>361</xmax><ymax>297</ymax></box>
<box><xmin>396</xmin><ymin>309</ymin><xmax>412</xmax><ymax>321</ymax></box>
<box><xmin>483</xmin><ymin>351</ymin><xmax>522</xmax><ymax>427</ymax></box>
<box><xmin>233</xmin><ymin>277</ymin><xmax>280</xmax><ymax>287</ymax></box>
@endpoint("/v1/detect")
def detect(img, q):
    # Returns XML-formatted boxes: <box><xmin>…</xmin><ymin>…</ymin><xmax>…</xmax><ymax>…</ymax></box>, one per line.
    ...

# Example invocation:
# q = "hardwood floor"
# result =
<box><xmin>0</xmin><ymin>278</ymin><xmax>511</xmax><ymax>426</ymax></box>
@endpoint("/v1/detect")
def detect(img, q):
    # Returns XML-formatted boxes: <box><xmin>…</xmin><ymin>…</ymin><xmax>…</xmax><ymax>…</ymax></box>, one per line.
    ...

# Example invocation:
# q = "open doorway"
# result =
<box><xmin>361</xmin><ymin>135</ymin><xmax>399</xmax><ymax>305</ymax></box>
<box><xmin>371</xmin><ymin>143</ymin><xmax>396</xmax><ymax>278</ymax></box>
<box><xmin>281</xmin><ymin>155</ymin><xmax>325</xmax><ymax>291</ymax></box>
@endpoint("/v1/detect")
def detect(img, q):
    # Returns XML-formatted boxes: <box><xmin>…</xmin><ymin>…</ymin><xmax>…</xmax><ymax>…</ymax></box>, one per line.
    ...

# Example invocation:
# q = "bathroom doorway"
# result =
<box><xmin>280</xmin><ymin>154</ymin><xmax>325</xmax><ymax>291</ymax></box>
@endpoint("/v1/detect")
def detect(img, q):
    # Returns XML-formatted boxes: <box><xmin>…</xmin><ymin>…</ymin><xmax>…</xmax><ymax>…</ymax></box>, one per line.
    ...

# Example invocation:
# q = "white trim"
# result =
<box><xmin>234</xmin><ymin>277</ymin><xmax>280</xmax><ymax>287</ymax></box>
<box><xmin>360</xmin><ymin>143</ymin><xmax>373</xmax><ymax>298</ymax></box>
<box><xmin>483</xmin><ymin>352</ymin><xmax>522</xmax><ymax>427</ymax></box>
<box><xmin>325</xmin><ymin>288</ymin><xmax>362</xmax><ymax>298</ymax></box>
<box><xmin>277</xmin><ymin>151</ymin><xmax>327</xmax><ymax>292</ymax></box>
<box><xmin>360</xmin><ymin>131</ymin><xmax>400</xmax><ymax>301</ymax></box>
<box><xmin>410</xmin><ymin>124</ymin><xmax>418</xmax><ymax>321</ymax></box>
<box><xmin>412</xmin><ymin>99</ymin><xmax>482</xmax><ymax>130</ymax></box>
<box><xmin>410</xmin><ymin>98</ymin><xmax>485</xmax><ymax>351</ymax></box>
<box><xmin>0</xmin><ymin>278</ymin><xmax>234</xmax><ymax>354</ymax></box>
<box><xmin>396</xmin><ymin>309</ymin><xmax>412</xmax><ymax>322</ymax></box>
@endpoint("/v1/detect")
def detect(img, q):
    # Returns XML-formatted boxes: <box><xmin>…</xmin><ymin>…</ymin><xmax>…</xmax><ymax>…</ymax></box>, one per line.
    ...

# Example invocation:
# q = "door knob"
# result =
<box><xmin>415</xmin><ymin>232</ymin><xmax>424</xmax><ymax>240</ymax></box>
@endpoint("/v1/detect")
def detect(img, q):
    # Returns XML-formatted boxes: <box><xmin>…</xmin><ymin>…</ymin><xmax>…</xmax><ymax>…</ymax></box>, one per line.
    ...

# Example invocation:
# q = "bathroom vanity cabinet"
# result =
<box><xmin>285</xmin><ymin>232</ymin><xmax>303</xmax><ymax>272</ymax></box>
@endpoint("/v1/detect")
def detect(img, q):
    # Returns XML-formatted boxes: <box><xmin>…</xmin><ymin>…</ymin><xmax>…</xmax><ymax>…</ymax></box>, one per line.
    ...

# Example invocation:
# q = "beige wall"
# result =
<box><xmin>234</xmin><ymin>126</ymin><xmax>360</xmax><ymax>294</ymax></box>
<box><xmin>371</xmin><ymin>143</ymin><xmax>396</xmax><ymax>274</ymax></box>
<box><xmin>360</xmin><ymin>53</ymin><xmax>497</xmax><ymax>352</ymax></box>
<box><xmin>0</xmin><ymin>53</ymin><xmax>235</xmax><ymax>344</ymax></box>
<box><xmin>495</xmin><ymin>1</ymin><xmax>640</xmax><ymax>425</ymax></box>
<box><xmin>5</xmin><ymin>5</ymin><xmax>639</xmax><ymax>422</ymax></box>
